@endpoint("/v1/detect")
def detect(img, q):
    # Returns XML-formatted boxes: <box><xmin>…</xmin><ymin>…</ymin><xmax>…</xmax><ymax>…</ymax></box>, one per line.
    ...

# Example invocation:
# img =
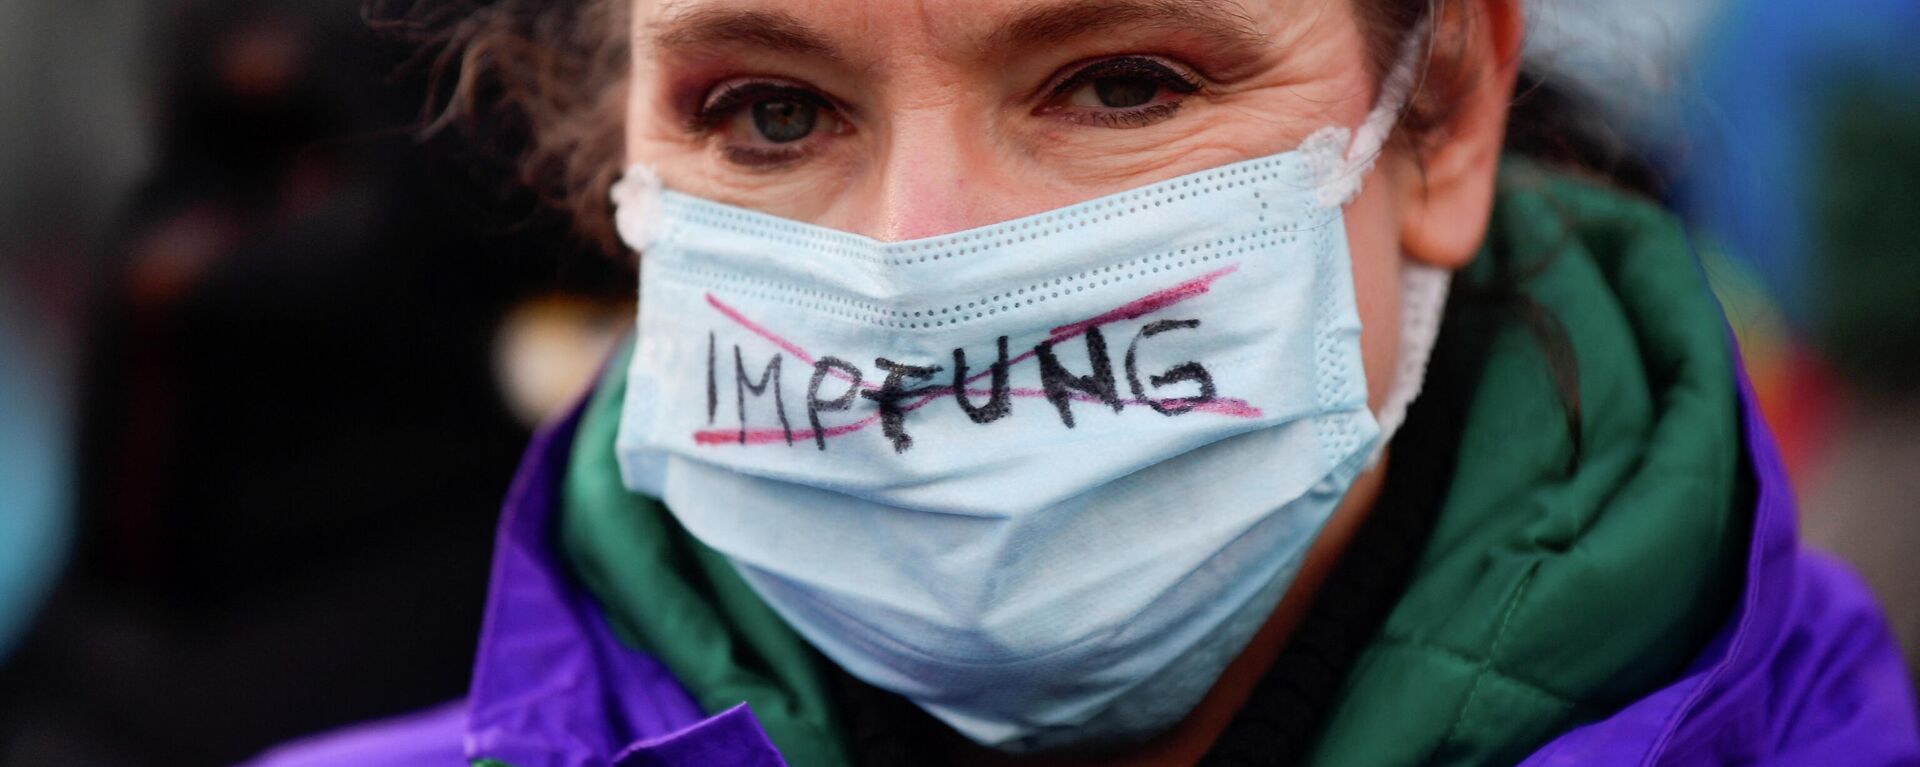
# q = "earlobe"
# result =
<box><xmin>1396</xmin><ymin>0</ymin><xmax>1525</xmax><ymax>270</ymax></box>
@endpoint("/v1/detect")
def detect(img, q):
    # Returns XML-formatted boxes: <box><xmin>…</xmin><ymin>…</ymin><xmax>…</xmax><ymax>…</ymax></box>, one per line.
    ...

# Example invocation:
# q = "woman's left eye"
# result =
<box><xmin>1047</xmin><ymin>56</ymin><xmax>1204</xmax><ymax>128</ymax></box>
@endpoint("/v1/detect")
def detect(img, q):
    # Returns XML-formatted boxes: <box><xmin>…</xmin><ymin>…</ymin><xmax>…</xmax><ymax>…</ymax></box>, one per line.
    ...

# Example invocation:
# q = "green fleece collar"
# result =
<box><xmin>1303</xmin><ymin>160</ymin><xmax>1745</xmax><ymax>765</ymax></box>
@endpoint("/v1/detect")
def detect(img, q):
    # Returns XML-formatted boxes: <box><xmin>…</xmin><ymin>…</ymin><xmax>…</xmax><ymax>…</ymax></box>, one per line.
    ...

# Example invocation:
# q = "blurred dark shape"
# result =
<box><xmin>1801</xmin><ymin>78</ymin><xmax>1920</xmax><ymax>688</ymax></box>
<box><xmin>0</xmin><ymin>0</ymin><xmax>628</xmax><ymax>764</ymax></box>
<box><xmin>1673</xmin><ymin>0</ymin><xmax>1920</xmax><ymax>329</ymax></box>
<box><xmin>0</xmin><ymin>286</ymin><xmax>70</xmax><ymax>663</ymax></box>
<box><xmin>1810</xmin><ymin>80</ymin><xmax>1920</xmax><ymax>394</ymax></box>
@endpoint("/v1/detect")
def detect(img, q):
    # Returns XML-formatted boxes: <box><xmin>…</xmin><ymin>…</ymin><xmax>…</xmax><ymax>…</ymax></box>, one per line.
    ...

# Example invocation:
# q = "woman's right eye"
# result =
<box><xmin>693</xmin><ymin>81</ymin><xmax>848</xmax><ymax>168</ymax></box>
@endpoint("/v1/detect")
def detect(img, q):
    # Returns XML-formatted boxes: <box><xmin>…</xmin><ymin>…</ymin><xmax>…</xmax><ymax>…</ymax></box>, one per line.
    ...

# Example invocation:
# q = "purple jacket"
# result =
<box><xmin>247</xmin><ymin>371</ymin><xmax>1920</xmax><ymax>766</ymax></box>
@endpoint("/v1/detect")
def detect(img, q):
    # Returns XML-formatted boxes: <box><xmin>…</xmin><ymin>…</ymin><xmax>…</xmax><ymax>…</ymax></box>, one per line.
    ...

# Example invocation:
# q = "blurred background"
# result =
<box><xmin>0</xmin><ymin>0</ymin><xmax>1915</xmax><ymax>764</ymax></box>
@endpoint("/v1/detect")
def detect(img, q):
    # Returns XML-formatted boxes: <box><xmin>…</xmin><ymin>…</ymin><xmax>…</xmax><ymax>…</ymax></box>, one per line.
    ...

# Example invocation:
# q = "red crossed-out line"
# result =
<box><xmin>694</xmin><ymin>264</ymin><xmax>1260</xmax><ymax>446</ymax></box>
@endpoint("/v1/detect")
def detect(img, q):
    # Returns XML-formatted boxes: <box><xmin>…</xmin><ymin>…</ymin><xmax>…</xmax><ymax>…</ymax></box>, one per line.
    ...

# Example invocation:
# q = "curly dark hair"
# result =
<box><xmin>374</xmin><ymin>0</ymin><xmax>632</xmax><ymax>253</ymax></box>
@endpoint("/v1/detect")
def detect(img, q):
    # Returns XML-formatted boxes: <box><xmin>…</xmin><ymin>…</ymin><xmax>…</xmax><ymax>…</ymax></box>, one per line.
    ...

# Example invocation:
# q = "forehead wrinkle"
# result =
<box><xmin>648</xmin><ymin>3</ymin><xmax>846</xmax><ymax>64</ymax></box>
<box><xmin>990</xmin><ymin>0</ymin><xmax>1268</xmax><ymax>53</ymax></box>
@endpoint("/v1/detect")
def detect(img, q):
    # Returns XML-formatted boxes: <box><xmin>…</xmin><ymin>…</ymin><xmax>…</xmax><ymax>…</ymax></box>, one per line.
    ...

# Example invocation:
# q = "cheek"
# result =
<box><xmin>1341</xmin><ymin>173</ymin><xmax>1403</xmax><ymax>418</ymax></box>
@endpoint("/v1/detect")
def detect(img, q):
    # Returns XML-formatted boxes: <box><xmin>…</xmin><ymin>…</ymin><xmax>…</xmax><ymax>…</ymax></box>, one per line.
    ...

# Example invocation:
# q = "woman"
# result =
<box><xmin>254</xmin><ymin>0</ymin><xmax>1920</xmax><ymax>764</ymax></box>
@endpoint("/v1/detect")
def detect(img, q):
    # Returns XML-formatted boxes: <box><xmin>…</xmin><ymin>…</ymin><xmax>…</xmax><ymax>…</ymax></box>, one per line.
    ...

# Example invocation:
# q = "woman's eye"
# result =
<box><xmin>694</xmin><ymin>81</ymin><xmax>846</xmax><ymax>167</ymax></box>
<box><xmin>1047</xmin><ymin>56</ymin><xmax>1204</xmax><ymax>129</ymax></box>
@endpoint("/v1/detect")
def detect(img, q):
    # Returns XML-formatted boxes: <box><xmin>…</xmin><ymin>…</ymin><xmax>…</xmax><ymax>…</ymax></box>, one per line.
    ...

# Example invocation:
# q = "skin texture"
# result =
<box><xmin>623</xmin><ymin>0</ymin><xmax>1523</xmax><ymax>762</ymax></box>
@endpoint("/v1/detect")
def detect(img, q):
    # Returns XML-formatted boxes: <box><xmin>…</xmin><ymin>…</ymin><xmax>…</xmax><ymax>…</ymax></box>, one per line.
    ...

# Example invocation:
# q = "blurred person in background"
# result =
<box><xmin>240</xmin><ymin>0</ymin><xmax>1919</xmax><ymax>765</ymax></box>
<box><xmin>1518</xmin><ymin>0</ymin><xmax>1920</xmax><ymax>688</ymax></box>
<box><xmin>0</xmin><ymin>0</ymin><xmax>630</xmax><ymax>764</ymax></box>
<box><xmin>1672</xmin><ymin>0</ymin><xmax>1920</xmax><ymax>685</ymax></box>
<box><xmin>0</xmin><ymin>0</ymin><xmax>131</xmax><ymax>691</ymax></box>
<box><xmin>0</xmin><ymin>279</ymin><xmax>72</xmax><ymax>664</ymax></box>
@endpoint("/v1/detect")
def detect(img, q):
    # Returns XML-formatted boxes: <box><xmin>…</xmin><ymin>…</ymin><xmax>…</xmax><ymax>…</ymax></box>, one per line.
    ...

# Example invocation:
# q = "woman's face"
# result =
<box><xmin>625</xmin><ymin>0</ymin><xmax>1516</xmax><ymax>433</ymax></box>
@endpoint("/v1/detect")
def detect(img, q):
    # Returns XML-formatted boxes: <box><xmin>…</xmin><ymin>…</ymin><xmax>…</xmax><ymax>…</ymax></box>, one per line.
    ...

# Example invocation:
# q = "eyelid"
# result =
<box><xmin>722</xmin><ymin>144</ymin><xmax>811</xmax><ymax>169</ymax></box>
<box><xmin>1058</xmin><ymin>101</ymin><xmax>1184</xmax><ymax>129</ymax></box>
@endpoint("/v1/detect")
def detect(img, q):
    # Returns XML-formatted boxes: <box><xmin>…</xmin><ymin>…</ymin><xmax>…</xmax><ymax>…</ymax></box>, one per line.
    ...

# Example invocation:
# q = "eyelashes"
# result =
<box><xmin>1073</xmin><ymin>101</ymin><xmax>1185</xmax><ymax>129</ymax></box>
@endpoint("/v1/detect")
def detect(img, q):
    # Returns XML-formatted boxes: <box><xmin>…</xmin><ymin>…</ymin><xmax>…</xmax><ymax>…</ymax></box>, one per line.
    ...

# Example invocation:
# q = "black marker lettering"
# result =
<box><xmin>806</xmin><ymin>357</ymin><xmax>864</xmax><ymax>451</ymax></box>
<box><xmin>734</xmin><ymin>346</ymin><xmax>791</xmax><ymax>446</ymax></box>
<box><xmin>707</xmin><ymin>331</ymin><xmax>719</xmax><ymax>424</ymax></box>
<box><xmin>1035</xmin><ymin>327</ymin><xmax>1122</xmax><ymax>428</ymax></box>
<box><xmin>1126</xmin><ymin>319</ymin><xmax>1216</xmax><ymax>416</ymax></box>
<box><xmin>862</xmin><ymin>358</ymin><xmax>942</xmax><ymax>453</ymax></box>
<box><xmin>951</xmin><ymin>336</ymin><xmax>1012</xmax><ymax>425</ymax></box>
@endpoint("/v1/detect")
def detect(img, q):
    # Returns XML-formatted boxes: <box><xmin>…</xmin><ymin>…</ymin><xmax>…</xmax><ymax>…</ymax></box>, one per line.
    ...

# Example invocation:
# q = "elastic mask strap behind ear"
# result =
<box><xmin>1362</xmin><ymin>22</ymin><xmax>1447</xmax><ymax>466</ymax></box>
<box><xmin>1307</xmin><ymin>21</ymin><xmax>1432</xmax><ymax>209</ymax></box>
<box><xmin>612</xmin><ymin>163</ymin><xmax>664</xmax><ymax>253</ymax></box>
<box><xmin>1367</xmin><ymin>261</ymin><xmax>1450</xmax><ymax>467</ymax></box>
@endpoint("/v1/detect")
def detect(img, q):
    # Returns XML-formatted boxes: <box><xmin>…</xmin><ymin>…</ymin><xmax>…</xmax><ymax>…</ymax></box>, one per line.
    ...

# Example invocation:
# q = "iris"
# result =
<box><xmin>1093</xmin><ymin>76</ymin><xmax>1158</xmax><ymax>108</ymax></box>
<box><xmin>751</xmin><ymin>98</ymin><xmax>817</xmax><ymax>143</ymax></box>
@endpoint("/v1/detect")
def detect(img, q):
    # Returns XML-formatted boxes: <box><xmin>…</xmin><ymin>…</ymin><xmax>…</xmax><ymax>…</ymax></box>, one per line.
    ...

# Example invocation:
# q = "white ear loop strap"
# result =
<box><xmin>611</xmin><ymin>163</ymin><xmax>664</xmax><ymax>252</ymax></box>
<box><xmin>1370</xmin><ymin>261</ymin><xmax>1450</xmax><ymax>465</ymax></box>
<box><xmin>1309</xmin><ymin>19</ymin><xmax>1432</xmax><ymax>209</ymax></box>
<box><xmin>1343</xmin><ymin>21</ymin><xmax>1449</xmax><ymax>466</ymax></box>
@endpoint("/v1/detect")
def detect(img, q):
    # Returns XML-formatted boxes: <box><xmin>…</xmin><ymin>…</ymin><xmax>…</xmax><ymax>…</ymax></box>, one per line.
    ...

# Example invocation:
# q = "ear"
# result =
<box><xmin>1394</xmin><ymin>0</ymin><xmax>1525</xmax><ymax>270</ymax></box>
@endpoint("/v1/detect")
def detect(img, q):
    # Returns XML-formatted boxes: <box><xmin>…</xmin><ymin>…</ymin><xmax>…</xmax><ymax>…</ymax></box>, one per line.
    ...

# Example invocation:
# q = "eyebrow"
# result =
<box><xmin>994</xmin><ymin>0</ymin><xmax>1268</xmax><ymax>53</ymax></box>
<box><xmin>647</xmin><ymin>0</ymin><xmax>1269</xmax><ymax>70</ymax></box>
<box><xmin>649</xmin><ymin>6</ymin><xmax>843</xmax><ymax>63</ymax></box>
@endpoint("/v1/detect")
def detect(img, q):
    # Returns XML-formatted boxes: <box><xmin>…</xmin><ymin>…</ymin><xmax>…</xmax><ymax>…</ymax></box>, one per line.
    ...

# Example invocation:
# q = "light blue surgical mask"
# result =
<box><xmin>610</xmin><ymin>39</ymin><xmax>1448</xmax><ymax>752</ymax></box>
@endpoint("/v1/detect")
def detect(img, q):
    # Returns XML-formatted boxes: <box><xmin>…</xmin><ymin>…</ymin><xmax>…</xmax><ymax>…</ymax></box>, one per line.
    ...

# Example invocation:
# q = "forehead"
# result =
<box><xmin>637</xmin><ymin>0</ymin><xmax>1296</xmax><ymax>65</ymax></box>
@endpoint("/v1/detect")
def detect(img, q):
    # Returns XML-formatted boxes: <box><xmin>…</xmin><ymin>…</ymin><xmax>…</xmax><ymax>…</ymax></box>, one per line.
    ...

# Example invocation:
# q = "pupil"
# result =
<box><xmin>1093</xmin><ymin>77</ymin><xmax>1157</xmax><ymax>108</ymax></box>
<box><xmin>752</xmin><ymin>99</ymin><xmax>817</xmax><ymax>143</ymax></box>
